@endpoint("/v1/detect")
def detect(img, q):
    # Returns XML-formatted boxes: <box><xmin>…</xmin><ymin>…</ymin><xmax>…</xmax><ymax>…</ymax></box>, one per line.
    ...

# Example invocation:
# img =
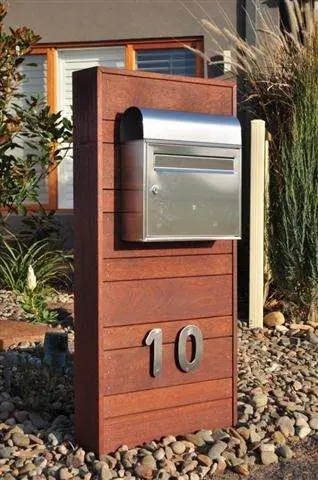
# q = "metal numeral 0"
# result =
<box><xmin>145</xmin><ymin>328</ymin><xmax>163</xmax><ymax>377</ymax></box>
<box><xmin>145</xmin><ymin>325</ymin><xmax>203</xmax><ymax>376</ymax></box>
<box><xmin>177</xmin><ymin>325</ymin><xmax>203</xmax><ymax>373</ymax></box>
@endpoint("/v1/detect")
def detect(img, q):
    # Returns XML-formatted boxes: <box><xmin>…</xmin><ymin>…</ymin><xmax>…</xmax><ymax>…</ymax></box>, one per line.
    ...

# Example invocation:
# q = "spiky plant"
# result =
<box><xmin>195</xmin><ymin>0</ymin><xmax>318</xmax><ymax>319</ymax></box>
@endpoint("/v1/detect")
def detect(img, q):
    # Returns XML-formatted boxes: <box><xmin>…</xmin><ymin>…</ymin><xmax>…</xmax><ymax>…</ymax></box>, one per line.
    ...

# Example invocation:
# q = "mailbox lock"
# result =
<box><xmin>151</xmin><ymin>184</ymin><xmax>160</xmax><ymax>195</ymax></box>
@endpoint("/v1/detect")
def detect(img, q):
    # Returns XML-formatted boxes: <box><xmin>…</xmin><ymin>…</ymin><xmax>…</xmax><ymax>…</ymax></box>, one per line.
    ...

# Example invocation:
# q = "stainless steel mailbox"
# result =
<box><xmin>120</xmin><ymin>107</ymin><xmax>241</xmax><ymax>242</ymax></box>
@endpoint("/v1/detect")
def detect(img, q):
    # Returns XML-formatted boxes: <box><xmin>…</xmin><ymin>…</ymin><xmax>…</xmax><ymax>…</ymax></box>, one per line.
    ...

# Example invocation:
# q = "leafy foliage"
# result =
<box><xmin>0</xmin><ymin>2</ymin><xmax>72</xmax><ymax>222</ymax></box>
<box><xmin>0</xmin><ymin>237</ymin><xmax>73</xmax><ymax>293</ymax></box>
<box><xmin>0</xmin><ymin>235</ymin><xmax>73</xmax><ymax>323</ymax></box>
<box><xmin>18</xmin><ymin>290</ymin><xmax>58</xmax><ymax>324</ymax></box>
<box><xmin>21</xmin><ymin>209</ymin><xmax>71</xmax><ymax>250</ymax></box>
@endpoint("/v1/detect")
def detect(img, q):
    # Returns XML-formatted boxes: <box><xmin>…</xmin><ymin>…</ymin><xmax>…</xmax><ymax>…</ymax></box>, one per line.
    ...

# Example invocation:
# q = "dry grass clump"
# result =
<box><xmin>190</xmin><ymin>0</ymin><xmax>318</xmax><ymax>319</ymax></box>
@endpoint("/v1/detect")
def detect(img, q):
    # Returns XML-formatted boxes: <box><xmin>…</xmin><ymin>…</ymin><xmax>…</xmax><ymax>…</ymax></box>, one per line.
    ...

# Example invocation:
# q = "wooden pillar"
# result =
<box><xmin>73</xmin><ymin>67</ymin><xmax>238</xmax><ymax>455</ymax></box>
<box><xmin>249</xmin><ymin>119</ymin><xmax>266</xmax><ymax>328</ymax></box>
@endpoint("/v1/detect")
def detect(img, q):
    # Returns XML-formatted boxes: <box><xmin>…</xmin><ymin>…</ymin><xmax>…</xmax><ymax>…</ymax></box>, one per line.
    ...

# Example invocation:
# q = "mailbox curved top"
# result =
<box><xmin>120</xmin><ymin>106</ymin><xmax>241</xmax><ymax>146</ymax></box>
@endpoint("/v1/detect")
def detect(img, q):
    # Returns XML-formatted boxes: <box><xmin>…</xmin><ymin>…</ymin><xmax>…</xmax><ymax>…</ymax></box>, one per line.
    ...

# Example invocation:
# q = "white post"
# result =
<box><xmin>249</xmin><ymin>120</ymin><xmax>266</xmax><ymax>328</ymax></box>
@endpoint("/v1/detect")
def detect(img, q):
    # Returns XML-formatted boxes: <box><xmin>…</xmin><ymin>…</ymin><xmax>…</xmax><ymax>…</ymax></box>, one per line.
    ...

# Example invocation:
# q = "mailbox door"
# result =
<box><xmin>146</xmin><ymin>142</ymin><xmax>241</xmax><ymax>240</ymax></box>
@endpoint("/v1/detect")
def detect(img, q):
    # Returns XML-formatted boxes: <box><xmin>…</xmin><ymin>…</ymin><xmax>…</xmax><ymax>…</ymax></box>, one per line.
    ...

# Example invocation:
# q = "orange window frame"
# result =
<box><xmin>126</xmin><ymin>38</ymin><xmax>204</xmax><ymax>77</ymax></box>
<box><xmin>30</xmin><ymin>36</ymin><xmax>204</xmax><ymax>212</ymax></box>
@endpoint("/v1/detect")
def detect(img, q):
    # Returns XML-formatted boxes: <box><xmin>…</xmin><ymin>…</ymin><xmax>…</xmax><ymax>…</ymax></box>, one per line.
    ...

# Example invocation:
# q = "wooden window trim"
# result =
<box><xmin>47</xmin><ymin>48</ymin><xmax>58</xmax><ymax>211</ymax></box>
<box><xmin>28</xmin><ymin>36</ymin><xmax>204</xmax><ymax>212</ymax></box>
<box><xmin>126</xmin><ymin>38</ymin><xmax>204</xmax><ymax>76</ymax></box>
<box><xmin>31</xmin><ymin>36</ymin><xmax>203</xmax><ymax>51</ymax></box>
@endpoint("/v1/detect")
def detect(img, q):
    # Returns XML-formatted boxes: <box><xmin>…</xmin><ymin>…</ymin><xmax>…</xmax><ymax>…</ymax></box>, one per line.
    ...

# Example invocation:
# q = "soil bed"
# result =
<box><xmin>0</xmin><ymin>298</ymin><xmax>317</xmax><ymax>479</ymax></box>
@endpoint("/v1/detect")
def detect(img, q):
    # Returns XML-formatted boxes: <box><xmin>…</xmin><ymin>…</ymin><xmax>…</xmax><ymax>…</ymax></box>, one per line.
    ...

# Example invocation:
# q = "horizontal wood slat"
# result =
<box><xmin>103</xmin><ymin>378</ymin><xmax>232</xmax><ymax>418</ymax></box>
<box><xmin>102</xmin><ymin>254</ymin><xmax>232</xmax><ymax>282</ymax></box>
<box><xmin>103</xmin><ymin>316</ymin><xmax>232</xmax><ymax>350</ymax></box>
<box><xmin>101</xmin><ymin>66</ymin><xmax>234</xmax><ymax>87</ymax></box>
<box><xmin>102</xmin><ymin>275</ymin><xmax>232</xmax><ymax>326</ymax></box>
<box><xmin>101</xmin><ymin>70</ymin><xmax>233</xmax><ymax>121</ymax></box>
<box><xmin>103</xmin><ymin>397</ymin><xmax>233</xmax><ymax>452</ymax></box>
<box><xmin>102</xmin><ymin>214</ymin><xmax>232</xmax><ymax>258</ymax></box>
<box><xmin>104</xmin><ymin>337</ymin><xmax>232</xmax><ymax>395</ymax></box>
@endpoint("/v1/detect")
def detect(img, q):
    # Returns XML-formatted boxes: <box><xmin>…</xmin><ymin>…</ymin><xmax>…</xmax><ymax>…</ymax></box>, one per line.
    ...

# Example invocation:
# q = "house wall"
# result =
<box><xmin>7</xmin><ymin>0</ymin><xmax>237</xmax><ymax>57</ymax></box>
<box><xmin>6</xmin><ymin>1</ymin><xmax>279</xmax><ymax>59</ymax></box>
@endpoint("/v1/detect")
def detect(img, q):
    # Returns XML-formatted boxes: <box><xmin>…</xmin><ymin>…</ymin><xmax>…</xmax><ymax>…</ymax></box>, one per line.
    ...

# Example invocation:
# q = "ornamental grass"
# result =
<box><xmin>189</xmin><ymin>0</ymin><xmax>318</xmax><ymax>319</ymax></box>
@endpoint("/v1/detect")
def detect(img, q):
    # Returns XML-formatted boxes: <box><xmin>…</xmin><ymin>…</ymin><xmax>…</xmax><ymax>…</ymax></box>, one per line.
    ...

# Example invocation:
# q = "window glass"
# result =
<box><xmin>57</xmin><ymin>47</ymin><xmax>125</xmax><ymax>209</ymax></box>
<box><xmin>136</xmin><ymin>48</ymin><xmax>197</xmax><ymax>76</ymax></box>
<box><xmin>17</xmin><ymin>55</ymin><xmax>49</xmax><ymax>205</ymax></box>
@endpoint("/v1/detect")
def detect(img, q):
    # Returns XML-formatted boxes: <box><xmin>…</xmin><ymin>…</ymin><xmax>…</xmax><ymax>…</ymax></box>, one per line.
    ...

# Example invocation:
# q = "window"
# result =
<box><xmin>27</xmin><ymin>37</ymin><xmax>203</xmax><ymax>210</ymax></box>
<box><xmin>57</xmin><ymin>47</ymin><xmax>125</xmax><ymax>209</ymax></box>
<box><xmin>136</xmin><ymin>48</ymin><xmax>197</xmax><ymax>76</ymax></box>
<box><xmin>17</xmin><ymin>54</ymin><xmax>49</xmax><ymax>206</ymax></box>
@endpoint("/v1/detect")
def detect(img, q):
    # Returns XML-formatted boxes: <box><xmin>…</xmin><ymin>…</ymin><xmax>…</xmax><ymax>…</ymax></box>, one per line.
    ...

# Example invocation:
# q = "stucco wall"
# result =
<box><xmin>6</xmin><ymin>0</ymin><xmax>278</xmax><ymax>59</ymax></box>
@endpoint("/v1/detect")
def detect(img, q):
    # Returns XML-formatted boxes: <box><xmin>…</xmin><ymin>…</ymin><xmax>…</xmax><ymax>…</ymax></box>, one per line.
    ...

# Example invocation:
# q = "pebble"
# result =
<box><xmin>189</xmin><ymin>473</ymin><xmax>200</xmax><ymax>480</ymax></box>
<box><xmin>197</xmin><ymin>454</ymin><xmax>212</xmax><ymax>468</ymax></box>
<box><xmin>100</xmin><ymin>466</ymin><xmax>113</xmax><ymax>480</ymax></box>
<box><xmin>264</xmin><ymin>311</ymin><xmax>285</xmax><ymax>327</ymax></box>
<box><xmin>170</xmin><ymin>441</ymin><xmax>186</xmax><ymax>455</ymax></box>
<box><xmin>184</xmin><ymin>433</ymin><xmax>205</xmax><ymax>447</ymax></box>
<box><xmin>0</xmin><ymin>447</ymin><xmax>15</xmax><ymax>459</ymax></box>
<box><xmin>162</xmin><ymin>435</ymin><xmax>176</xmax><ymax>446</ymax></box>
<box><xmin>215</xmin><ymin>456</ymin><xmax>227</xmax><ymax>475</ymax></box>
<box><xmin>196</xmin><ymin>429</ymin><xmax>214</xmax><ymax>443</ymax></box>
<box><xmin>234</xmin><ymin>463</ymin><xmax>249</xmax><ymax>476</ymax></box>
<box><xmin>208</xmin><ymin>441</ymin><xmax>227</xmax><ymax>459</ymax></box>
<box><xmin>308</xmin><ymin>332</ymin><xmax>318</xmax><ymax>345</ymax></box>
<box><xmin>135</xmin><ymin>464</ymin><xmax>154</xmax><ymax>479</ymax></box>
<box><xmin>259</xmin><ymin>443</ymin><xmax>275</xmax><ymax>452</ymax></box>
<box><xmin>11</xmin><ymin>432</ymin><xmax>30</xmax><ymax>448</ymax></box>
<box><xmin>141</xmin><ymin>455</ymin><xmax>156</xmax><ymax>470</ymax></box>
<box><xmin>154</xmin><ymin>448</ymin><xmax>165</xmax><ymax>461</ymax></box>
<box><xmin>277</xmin><ymin>416</ymin><xmax>295</xmax><ymax>438</ymax></box>
<box><xmin>276</xmin><ymin>444</ymin><xmax>293</xmax><ymax>459</ymax></box>
<box><xmin>272</xmin><ymin>431</ymin><xmax>286</xmax><ymax>445</ymax></box>
<box><xmin>182</xmin><ymin>460</ymin><xmax>198</xmax><ymax>473</ymax></box>
<box><xmin>0</xmin><ymin>401</ymin><xmax>15</xmax><ymax>414</ymax></box>
<box><xmin>260</xmin><ymin>451</ymin><xmax>278</xmax><ymax>465</ymax></box>
<box><xmin>298</xmin><ymin>425</ymin><xmax>311</xmax><ymax>439</ymax></box>
<box><xmin>0</xmin><ymin>319</ymin><xmax>316</xmax><ymax>479</ymax></box>
<box><xmin>253</xmin><ymin>393</ymin><xmax>268</xmax><ymax>409</ymax></box>
<box><xmin>309</xmin><ymin>418</ymin><xmax>318</xmax><ymax>430</ymax></box>
<box><xmin>59</xmin><ymin>467</ymin><xmax>73</xmax><ymax>480</ymax></box>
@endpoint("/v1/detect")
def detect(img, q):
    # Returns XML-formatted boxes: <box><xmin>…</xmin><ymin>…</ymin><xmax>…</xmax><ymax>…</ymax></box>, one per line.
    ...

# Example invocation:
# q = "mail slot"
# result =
<box><xmin>120</xmin><ymin>107</ymin><xmax>242</xmax><ymax>242</ymax></box>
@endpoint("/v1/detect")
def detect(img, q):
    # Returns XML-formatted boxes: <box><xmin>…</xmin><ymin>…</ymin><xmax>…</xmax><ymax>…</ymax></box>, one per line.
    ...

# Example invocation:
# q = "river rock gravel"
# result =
<box><xmin>0</xmin><ymin>319</ymin><xmax>317</xmax><ymax>479</ymax></box>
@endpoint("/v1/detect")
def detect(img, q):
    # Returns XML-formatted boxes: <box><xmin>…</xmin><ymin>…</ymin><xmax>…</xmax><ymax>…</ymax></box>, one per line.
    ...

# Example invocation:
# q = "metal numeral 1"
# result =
<box><xmin>177</xmin><ymin>325</ymin><xmax>204</xmax><ymax>373</ymax></box>
<box><xmin>145</xmin><ymin>328</ymin><xmax>162</xmax><ymax>377</ymax></box>
<box><xmin>145</xmin><ymin>325</ymin><xmax>203</xmax><ymax>376</ymax></box>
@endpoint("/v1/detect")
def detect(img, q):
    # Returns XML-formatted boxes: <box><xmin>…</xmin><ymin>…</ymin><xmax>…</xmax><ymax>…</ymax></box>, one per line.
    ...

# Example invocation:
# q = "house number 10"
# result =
<box><xmin>145</xmin><ymin>325</ymin><xmax>203</xmax><ymax>377</ymax></box>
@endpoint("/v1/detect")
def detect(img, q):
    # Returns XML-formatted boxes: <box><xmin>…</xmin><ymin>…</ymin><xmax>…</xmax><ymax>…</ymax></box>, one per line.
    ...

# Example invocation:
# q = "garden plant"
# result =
<box><xmin>195</xmin><ymin>0</ymin><xmax>318</xmax><ymax>321</ymax></box>
<box><xmin>0</xmin><ymin>2</ymin><xmax>73</xmax><ymax>323</ymax></box>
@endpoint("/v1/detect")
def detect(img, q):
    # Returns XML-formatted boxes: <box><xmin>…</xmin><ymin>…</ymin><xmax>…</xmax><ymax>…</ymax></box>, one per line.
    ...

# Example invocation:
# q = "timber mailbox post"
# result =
<box><xmin>73</xmin><ymin>67</ymin><xmax>241</xmax><ymax>455</ymax></box>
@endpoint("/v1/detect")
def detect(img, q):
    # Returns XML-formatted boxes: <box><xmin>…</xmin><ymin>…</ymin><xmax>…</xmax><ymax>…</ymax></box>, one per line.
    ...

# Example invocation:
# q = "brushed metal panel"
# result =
<box><xmin>120</xmin><ymin>107</ymin><xmax>242</xmax><ymax>242</ymax></box>
<box><xmin>120</xmin><ymin>107</ymin><xmax>241</xmax><ymax>146</ymax></box>
<box><xmin>146</xmin><ymin>142</ymin><xmax>241</xmax><ymax>241</ymax></box>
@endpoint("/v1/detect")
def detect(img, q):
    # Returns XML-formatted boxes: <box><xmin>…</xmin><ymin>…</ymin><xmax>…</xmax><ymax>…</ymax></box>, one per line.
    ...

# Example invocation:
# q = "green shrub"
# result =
<box><xmin>0</xmin><ymin>236</ymin><xmax>73</xmax><ymax>323</ymax></box>
<box><xmin>0</xmin><ymin>2</ymin><xmax>72</xmax><ymax>225</ymax></box>
<box><xmin>0</xmin><ymin>237</ymin><xmax>72</xmax><ymax>292</ymax></box>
